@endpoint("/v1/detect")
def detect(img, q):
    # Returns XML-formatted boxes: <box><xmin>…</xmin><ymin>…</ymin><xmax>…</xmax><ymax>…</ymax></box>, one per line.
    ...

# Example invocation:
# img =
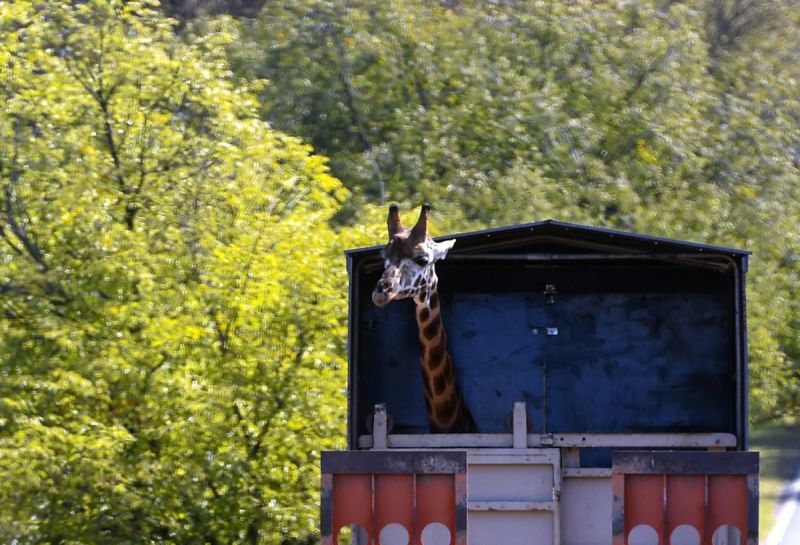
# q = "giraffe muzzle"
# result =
<box><xmin>372</xmin><ymin>288</ymin><xmax>396</xmax><ymax>307</ymax></box>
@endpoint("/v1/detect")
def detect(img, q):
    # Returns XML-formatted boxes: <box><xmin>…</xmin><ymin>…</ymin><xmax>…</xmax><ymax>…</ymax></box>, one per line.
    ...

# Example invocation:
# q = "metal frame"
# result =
<box><xmin>738</xmin><ymin>256</ymin><xmax>750</xmax><ymax>450</ymax></box>
<box><xmin>321</xmin><ymin>450</ymin><xmax>467</xmax><ymax>545</ymax></box>
<box><xmin>344</xmin><ymin>219</ymin><xmax>751</xmax><ymax>260</ymax></box>
<box><xmin>345</xmin><ymin>220</ymin><xmax>751</xmax><ymax>451</ymax></box>
<box><xmin>466</xmin><ymin>449</ymin><xmax>561</xmax><ymax>545</ymax></box>
<box><xmin>612</xmin><ymin>451</ymin><xmax>759</xmax><ymax>545</ymax></box>
<box><xmin>339</xmin><ymin>220</ymin><xmax>755</xmax><ymax>544</ymax></box>
<box><xmin>357</xmin><ymin>432</ymin><xmax>738</xmax><ymax>450</ymax></box>
<box><xmin>361</xmin><ymin>402</ymin><xmax>738</xmax><ymax>453</ymax></box>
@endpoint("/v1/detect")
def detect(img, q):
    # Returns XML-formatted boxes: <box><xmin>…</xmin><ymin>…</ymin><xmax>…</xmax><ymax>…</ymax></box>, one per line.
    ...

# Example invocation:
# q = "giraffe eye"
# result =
<box><xmin>414</xmin><ymin>255</ymin><xmax>429</xmax><ymax>266</ymax></box>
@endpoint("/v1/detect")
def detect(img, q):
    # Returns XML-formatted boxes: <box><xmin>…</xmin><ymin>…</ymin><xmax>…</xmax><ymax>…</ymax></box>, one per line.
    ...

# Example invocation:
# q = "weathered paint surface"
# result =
<box><xmin>466</xmin><ymin>450</ymin><xmax>559</xmax><ymax>545</ymax></box>
<box><xmin>355</xmin><ymin>261</ymin><xmax>738</xmax><ymax>441</ymax></box>
<box><xmin>321</xmin><ymin>451</ymin><xmax>467</xmax><ymax>545</ymax></box>
<box><xmin>322</xmin><ymin>449</ymin><xmax>466</xmax><ymax>474</ymax></box>
<box><xmin>561</xmin><ymin>476</ymin><xmax>612</xmax><ymax>545</ymax></box>
<box><xmin>357</xmin><ymin>430</ymin><xmax>737</xmax><ymax>449</ymax></box>
<box><xmin>613</xmin><ymin>450</ymin><xmax>759</xmax><ymax>475</ymax></box>
<box><xmin>335</xmin><ymin>222</ymin><xmax>755</xmax><ymax>544</ymax></box>
<box><xmin>612</xmin><ymin>451</ymin><xmax>759</xmax><ymax>545</ymax></box>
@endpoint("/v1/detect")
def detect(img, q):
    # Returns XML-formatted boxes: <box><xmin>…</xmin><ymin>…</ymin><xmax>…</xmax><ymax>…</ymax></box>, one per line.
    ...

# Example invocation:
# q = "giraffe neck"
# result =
<box><xmin>414</xmin><ymin>289</ymin><xmax>476</xmax><ymax>433</ymax></box>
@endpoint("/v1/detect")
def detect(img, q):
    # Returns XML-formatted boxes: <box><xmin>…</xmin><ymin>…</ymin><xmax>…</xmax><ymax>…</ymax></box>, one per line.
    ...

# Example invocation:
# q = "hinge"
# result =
<box><xmin>543</xmin><ymin>283</ymin><xmax>557</xmax><ymax>304</ymax></box>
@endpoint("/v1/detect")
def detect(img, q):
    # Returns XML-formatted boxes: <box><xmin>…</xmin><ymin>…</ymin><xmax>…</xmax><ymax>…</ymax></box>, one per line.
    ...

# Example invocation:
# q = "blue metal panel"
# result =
<box><xmin>350</xmin><ymin>226</ymin><xmax>745</xmax><ymax>445</ymax></box>
<box><xmin>447</xmin><ymin>293</ymin><xmax>546</xmax><ymax>433</ymax></box>
<box><xmin>357</xmin><ymin>298</ymin><xmax>429</xmax><ymax>433</ymax></box>
<box><xmin>545</xmin><ymin>291</ymin><xmax>733</xmax><ymax>433</ymax></box>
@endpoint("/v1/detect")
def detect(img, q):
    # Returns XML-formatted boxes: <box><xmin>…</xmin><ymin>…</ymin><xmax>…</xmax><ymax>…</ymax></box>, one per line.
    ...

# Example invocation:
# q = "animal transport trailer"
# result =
<box><xmin>323</xmin><ymin>220</ymin><xmax>759</xmax><ymax>545</ymax></box>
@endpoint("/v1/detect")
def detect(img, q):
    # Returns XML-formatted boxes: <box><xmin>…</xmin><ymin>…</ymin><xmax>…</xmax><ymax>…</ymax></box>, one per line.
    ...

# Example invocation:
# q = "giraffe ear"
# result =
<box><xmin>410</xmin><ymin>203</ymin><xmax>431</xmax><ymax>243</ymax></box>
<box><xmin>431</xmin><ymin>238</ymin><xmax>456</xmax><ymax>261</ymax></box>
<box><xmin>387</xmin><ymin>204</ymin><xmax>404</xmax><ymax>238</ymax></box>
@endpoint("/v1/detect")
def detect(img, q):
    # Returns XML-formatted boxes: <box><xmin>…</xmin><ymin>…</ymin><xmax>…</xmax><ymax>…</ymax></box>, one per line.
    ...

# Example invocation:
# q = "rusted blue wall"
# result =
<box><xmin>346</xmin><ymin>221</ymin><xmax>748</xmax><ymax>451</ymax></box>
<box><xmin>356</xmin><ymin>261</ymin><xmax>734</xmax><ymax>438</ymax></box>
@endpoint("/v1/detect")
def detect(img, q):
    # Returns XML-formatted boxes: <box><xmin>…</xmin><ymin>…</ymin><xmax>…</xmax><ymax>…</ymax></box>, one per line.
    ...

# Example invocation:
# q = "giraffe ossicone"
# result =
<box><xmin>372</xmin><ymin>204</ymin><xmax>477</xmax><ymax>434</ymax></box>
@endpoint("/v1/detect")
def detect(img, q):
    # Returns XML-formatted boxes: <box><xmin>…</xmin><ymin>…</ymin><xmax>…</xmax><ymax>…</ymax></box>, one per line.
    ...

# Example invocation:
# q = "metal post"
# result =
<box><xmin>513</xmin><ymin>402</ymin><xmax>527</xmax><ymax>449</ymax></box>
<box><xmin>373</xmin><ymin>404</ymin><xmax>388</xmax><ymax>450</ymax></box>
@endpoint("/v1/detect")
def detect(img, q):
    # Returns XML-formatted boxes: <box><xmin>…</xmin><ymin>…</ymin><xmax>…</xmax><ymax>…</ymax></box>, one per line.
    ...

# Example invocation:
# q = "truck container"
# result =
<box><xmin>322</xmin><ymin>219</ymin><xmax>758</xmax><ymax>545</ymax></box>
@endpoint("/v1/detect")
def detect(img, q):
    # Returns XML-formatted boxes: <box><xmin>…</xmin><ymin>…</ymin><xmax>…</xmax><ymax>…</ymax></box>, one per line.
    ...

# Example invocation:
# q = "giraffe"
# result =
<box><xmin>372</xmin><ymin>204</ymin><xmax>477</xmax><ymax>433</ymax></box>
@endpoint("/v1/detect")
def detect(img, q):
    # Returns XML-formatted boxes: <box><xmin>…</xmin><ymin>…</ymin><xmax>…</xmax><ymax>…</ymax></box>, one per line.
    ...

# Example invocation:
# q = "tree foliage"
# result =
<box><xmin>0</xmin><ymin>1</ymin><xmax>356</xmax><ymax>542</ymax></box>
<box><xmin>1</xmin><ymin>0</ymin><xmax>799</xmax><ymax>543</ymax></box>
<box><xmin>244</xmin><ymin>0</ymin><xmax>800</xmax><ymax>423</ymax></box>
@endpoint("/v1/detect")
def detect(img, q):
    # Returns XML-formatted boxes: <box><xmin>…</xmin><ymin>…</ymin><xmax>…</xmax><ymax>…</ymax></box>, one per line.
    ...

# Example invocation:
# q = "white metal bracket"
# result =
<box><xmin>513</xmin><ymin>402</ymin><xmax>528</xmax><ymax>449</ymax></box>
<box><xmin>373</xmin><ymin>403</ymin><xmax>388</xmax><ymax>449</ymax></box>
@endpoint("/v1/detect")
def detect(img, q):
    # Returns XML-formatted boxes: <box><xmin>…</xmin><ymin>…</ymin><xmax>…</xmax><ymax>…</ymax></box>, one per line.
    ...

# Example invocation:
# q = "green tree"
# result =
<box><xmin>693</xmin><ymin>0</ymin><xmax>800</xmax><ymax>422</ymax></box>
<box><xmin>245</xmin><ymin>0</ymin><xmax>717</xmax><ymax>224</ymax></box>
<box><xmin>0</xmin><ymin>1</ymin><xmax>354</xmax><ymax>542</ymax></box>
<box><xmin>244</xmin><ymin>0</ymin><xmax>800</xmax><ymax>422</ymax></box>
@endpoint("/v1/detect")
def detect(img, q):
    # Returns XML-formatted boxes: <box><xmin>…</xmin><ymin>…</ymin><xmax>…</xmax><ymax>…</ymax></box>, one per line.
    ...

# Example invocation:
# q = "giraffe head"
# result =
<box><xmin>372</xmin><ymin>204</ymin><xmax>455</xmax><ymax>308</ymax></box>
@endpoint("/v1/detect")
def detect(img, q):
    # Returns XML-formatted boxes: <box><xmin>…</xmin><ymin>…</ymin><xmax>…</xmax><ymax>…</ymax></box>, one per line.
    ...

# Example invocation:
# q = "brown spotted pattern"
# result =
<box><xmin>414</xmin><ymin>290</ymin><xmax>476</xmax><ymax>433</ymax></box>
<box><xmin>372</xmin><ymin>204</ymin><xmax>477</xmax><ymax>433</ymax></box>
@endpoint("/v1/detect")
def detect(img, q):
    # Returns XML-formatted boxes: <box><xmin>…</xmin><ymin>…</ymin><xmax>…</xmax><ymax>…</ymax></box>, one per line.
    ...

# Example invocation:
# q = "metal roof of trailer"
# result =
<box><xmin>345</xmin><ymin>219</ymin><xmax>750</xmax><ymax>258</ymax></box>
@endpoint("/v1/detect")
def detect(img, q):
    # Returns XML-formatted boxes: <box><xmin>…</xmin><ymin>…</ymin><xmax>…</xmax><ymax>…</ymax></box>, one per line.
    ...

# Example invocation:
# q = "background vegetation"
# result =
<box><xmin>0</xmin><ymin>0</ymin><xmax>798</xmax><ymax>542</ymax></box>
<box><xmin>750</xmin><ymin>423</ymin><xmax>800</xmax><ymax>536</ymax></box>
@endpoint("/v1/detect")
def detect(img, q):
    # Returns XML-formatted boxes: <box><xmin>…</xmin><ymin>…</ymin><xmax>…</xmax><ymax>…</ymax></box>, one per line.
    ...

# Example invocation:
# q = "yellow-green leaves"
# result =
<box><xmin>0</xmin><ymin>1</ymin><xmax>351</xmax><ymax>543</ymax></box>
<box><xmin>247</xmin><ymin>0</ymin><xmax>800</xmax><ymax>426</ymax></box>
